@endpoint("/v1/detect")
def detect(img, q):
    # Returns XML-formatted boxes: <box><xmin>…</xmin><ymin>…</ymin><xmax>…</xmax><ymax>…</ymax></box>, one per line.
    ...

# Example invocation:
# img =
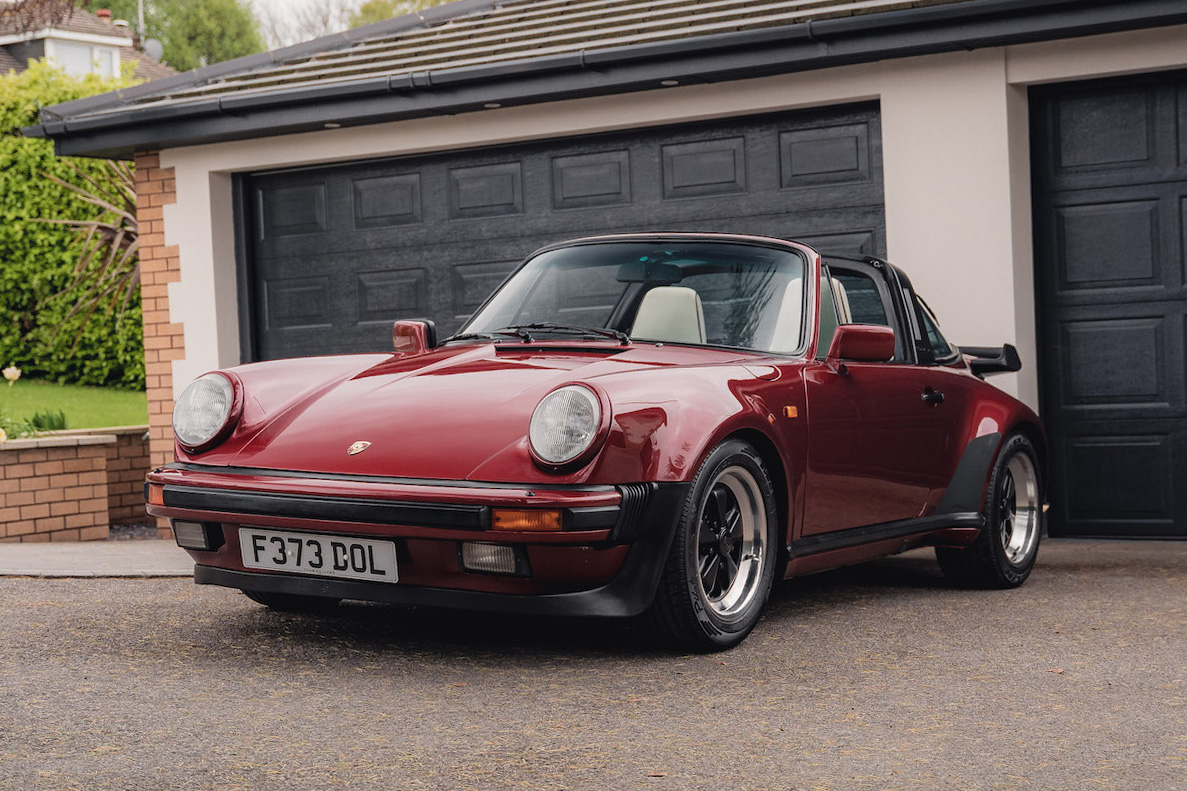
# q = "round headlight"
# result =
<box><xmin>529</xmin><ymin>385</ymin><xmax>603</xmax><ymax>466</ymax></box>
<box><xmin>173</xmin><ymin>373</ymin><xmax>235</xmax><ymax>449</ymax></box>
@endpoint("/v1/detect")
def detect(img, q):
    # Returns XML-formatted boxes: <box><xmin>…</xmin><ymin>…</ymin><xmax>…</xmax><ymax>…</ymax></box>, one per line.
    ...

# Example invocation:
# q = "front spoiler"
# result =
<box><xmin>192</xmin><ymin>482</ymin><xmax>690</xmax><ymax>618</ymax></box>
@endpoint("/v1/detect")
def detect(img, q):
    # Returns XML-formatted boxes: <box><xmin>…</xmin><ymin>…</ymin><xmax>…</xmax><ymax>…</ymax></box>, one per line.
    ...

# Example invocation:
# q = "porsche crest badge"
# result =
<box><xmin>347</xmin><ymin>440</ymin><xmax>372</xmax><ymax>456</ymax></box>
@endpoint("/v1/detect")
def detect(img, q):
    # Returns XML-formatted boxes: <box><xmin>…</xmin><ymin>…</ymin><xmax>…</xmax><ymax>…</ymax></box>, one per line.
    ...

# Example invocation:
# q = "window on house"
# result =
<box><xmin>50</xmin><ymin>40</ymin><xmax>118</xmax><ymax>77</ymax></box>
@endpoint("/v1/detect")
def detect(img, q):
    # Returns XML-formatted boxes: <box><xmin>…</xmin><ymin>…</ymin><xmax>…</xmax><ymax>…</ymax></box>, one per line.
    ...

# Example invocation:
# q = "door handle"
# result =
<box><xmin>921</xmin><ymin>386</ymin><xmax>945</xmax><ymax>406</ymax></box>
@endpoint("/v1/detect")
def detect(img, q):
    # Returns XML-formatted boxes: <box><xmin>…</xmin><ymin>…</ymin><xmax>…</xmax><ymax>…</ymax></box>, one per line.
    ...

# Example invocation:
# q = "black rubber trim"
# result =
<box><xmin>936</xmin><ymin>432</ymin><xmax>1001</xmax><ymax>514</ymax></box>
<box><xmin>193</xmin><ymin>482</ymin><xmax>693</xmax><ymax>617</ymax></box>
<box><xmin>162</xmin><ymin>484</ymin><xmax>489</xmax><ymax>529</ymax></box>
<box><xmin>788</xmin><ymin>512</ymin><xmax>985</xmax><ymax>557</ymax></box>
<box><xmin>567</xmin><ymin>506</ymin><xmax>620</xmax><ymax>531</ymax></box>
<box><xmin>610</xmin><ymin>483</ymin><xmax>655</xmax><ymax>543</ymax></box>
<box><xmin>160</xmin><ymin>462</ymin><xmax>618</xmax><ymax>493</ymax></box>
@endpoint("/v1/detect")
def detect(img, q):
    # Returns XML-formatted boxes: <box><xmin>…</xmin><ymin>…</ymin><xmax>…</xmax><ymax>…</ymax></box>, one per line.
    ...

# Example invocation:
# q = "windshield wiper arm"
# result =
<box><xmin>507</xmin><ymin>323</ymin><xmax>631</xmax><ymax>346</ymax></box>
<box><xmin>442</xmin><ymin>327</ymin><xmax>534</xmax><ymax>344</ymax></box>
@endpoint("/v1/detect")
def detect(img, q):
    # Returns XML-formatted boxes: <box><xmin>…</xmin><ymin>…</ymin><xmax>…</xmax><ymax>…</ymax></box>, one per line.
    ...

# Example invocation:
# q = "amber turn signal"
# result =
<box><xmin>147</xmin><ymin>483</ymin><xmax>164</xmax><ymax>506</ymax></box>
<box><xmin>492</xmin><ymin>509</ymin><xmax>563</xmax><ymax>531</ymax></box>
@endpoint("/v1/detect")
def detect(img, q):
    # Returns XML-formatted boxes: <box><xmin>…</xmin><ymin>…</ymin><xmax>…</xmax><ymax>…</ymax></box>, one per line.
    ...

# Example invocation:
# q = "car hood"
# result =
<box><xmin>209</xmin><ymin>342</ymin><xmax>762</xmax><ymax>481</ymax></box>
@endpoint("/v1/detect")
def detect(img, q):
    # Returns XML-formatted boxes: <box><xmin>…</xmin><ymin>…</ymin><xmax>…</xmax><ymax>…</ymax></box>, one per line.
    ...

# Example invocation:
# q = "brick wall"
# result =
<box><xmin>49</xmin><ymin>427</ymin><xmax>151</xmax><ymax>525</ymax></box>
<box><xmin>106</xmin><ymin>429</ymin><xmax>152</xmax><ymax>523</ymax></box>
<box><xmin>134</xmin><ymin>151</ymin><xmax>181</xmax><ymax>537</ymax></box>
<box><xmin>0</xmin><ymin>437</ymin><xmax>115</xmax><ymax>542</ymax></box>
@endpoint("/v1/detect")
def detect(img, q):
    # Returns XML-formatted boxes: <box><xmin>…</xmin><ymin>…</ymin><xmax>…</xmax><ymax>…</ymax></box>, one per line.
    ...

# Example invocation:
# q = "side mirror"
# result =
<box><xmin>392</xmin><ymin>319</ymin><xmax>437</xmax><ymax>356</ymax></box>
<box><xmin>826</xmin><ymin>324</ymin><xmax>895</xmax><ymax>363</ymax></box>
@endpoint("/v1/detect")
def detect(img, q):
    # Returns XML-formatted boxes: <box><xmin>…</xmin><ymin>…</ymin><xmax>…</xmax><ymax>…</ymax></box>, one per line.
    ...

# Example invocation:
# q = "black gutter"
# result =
<box><xmin>24</xmin><ymin>0</ymin><xmax>1187</xmax><ymax>158</ymax></box>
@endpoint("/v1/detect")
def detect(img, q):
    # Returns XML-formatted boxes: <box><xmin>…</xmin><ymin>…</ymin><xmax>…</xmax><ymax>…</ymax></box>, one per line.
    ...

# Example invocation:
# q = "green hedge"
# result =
<box><xmin>0</xmin><ymin>62</ymin><xmax>144</xmax><ymax>390</ymax></box>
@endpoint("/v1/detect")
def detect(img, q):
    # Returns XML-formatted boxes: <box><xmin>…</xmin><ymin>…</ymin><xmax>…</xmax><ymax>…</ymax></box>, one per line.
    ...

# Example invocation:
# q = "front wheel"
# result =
<box><xmin>937</xmin><ymin>433</ymin><xmax>1043</xmax><ymax>588</ymax></box>
<box><xmin>646</xmin><ymin>439</ymin><xmax>779</xmax><ymax>652</ymax></box>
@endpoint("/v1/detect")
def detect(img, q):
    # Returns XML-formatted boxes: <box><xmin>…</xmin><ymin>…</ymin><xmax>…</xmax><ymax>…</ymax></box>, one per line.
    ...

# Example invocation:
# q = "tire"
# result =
<box><xmin>646</xmin><ymin>438</ymin><xmax>779</xmax><ymax>652</ymax></box>
<box><xmin>242</xmin><ymin>589</ymin><xmax>342</xmax><ymax>614</ymax></box>
<box><xmin>937</xmin><ymin>433</ymin><xmax>1043</xmax><ymax>588</ymax></box>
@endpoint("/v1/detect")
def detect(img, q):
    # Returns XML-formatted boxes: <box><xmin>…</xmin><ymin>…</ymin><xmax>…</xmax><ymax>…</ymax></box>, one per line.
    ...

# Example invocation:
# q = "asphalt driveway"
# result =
<box><xmin>0</xmin><ymin>539</ymin><xmax>1183</xmax><ymax>790</ymax></box>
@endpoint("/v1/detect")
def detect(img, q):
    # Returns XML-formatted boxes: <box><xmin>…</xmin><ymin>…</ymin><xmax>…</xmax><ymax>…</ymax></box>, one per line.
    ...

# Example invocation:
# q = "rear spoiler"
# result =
<box><xmin>960</xmin><ymin>344</ymin><xmax>1022</xmax><ymax>378</ymax></box>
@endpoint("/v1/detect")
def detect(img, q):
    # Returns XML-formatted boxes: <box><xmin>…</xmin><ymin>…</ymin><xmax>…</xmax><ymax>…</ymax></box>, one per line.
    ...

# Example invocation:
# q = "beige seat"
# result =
<box><xmin>817</xmin><ymin>276</ymin><xmax>855</xmax><ymax>357</ymax></box>
<box><xmin>768</xmin><ymin>278</ymin><xmax>804</xmax><ymax>351</ymax></box>
<box><xmin>631</xmin><ymin>286</ymin><xmax>707</xmax><ymax>344</ymax></box>
<box><xmin>831</xmin><ymin>277</ymin><xmax>853</xmax><ymax>324</ymax></box>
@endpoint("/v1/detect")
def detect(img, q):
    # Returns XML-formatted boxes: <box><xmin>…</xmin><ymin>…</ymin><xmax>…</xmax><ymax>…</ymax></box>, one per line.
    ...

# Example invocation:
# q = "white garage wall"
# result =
<box><xmin>161</xmin><ymin>23</ymin><xmax>1187</xmax><ymax>410</ymax></box>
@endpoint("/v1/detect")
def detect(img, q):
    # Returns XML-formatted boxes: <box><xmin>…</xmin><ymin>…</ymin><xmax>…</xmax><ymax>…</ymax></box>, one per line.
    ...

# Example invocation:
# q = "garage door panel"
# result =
<box><xmin>1037</xmin><ymin>80</ymin><xmax>1182</xmax><ymax>192</ymax></box>
<box><xmin>551</xmin><ymin>150</ymin><xmax>632</xmax><ymax>210</ymax></box>
<box><xmin>660</xmin><ymin>137</ymin><xmax>747</xmax><ymax>199</ymax></box>
<box><xmin>351</xmin><ymin>173</ymin><xmax>422</xmax><ymax>229</ymax></box>
<box><xmin>793</xmin><ymin>230</ymin><xmax>879</xmax><ymax>257</ymax></box>
<box><xmin>1033</xmin><ymin>70</ymin><xmax>1187</xmax><ymax>537</ymax></box>
<box><xmin>1057</xmin><ymin>199</ymin><xmax>1160</xmax><ymax>289</ymax></box>
<box><xmin>256</xmin><ymin>181</ymin><xmax>329</xmax><ymax>241</ymax></box>
<box><xmin>243</xmin><ymin>103</ymin><xmax>885</xmax><ymax>359</ymax></box>
<box><xmin>448</xmin><ymin>162</ymin><xmax>524</xmax><ymax>220</ymax></box>
<box><xmin>1059</xmin><ymin>432</ymin><xmax>1181</xmax><ymax>534</ymax></box>
<box><xmin>451</xmin><ymin>260</ymin><xmax>519</xmax><ymax>328</ymax></box>
<box><xmin>1039</xmin><ymin>184</ymin><xmax>1184</xmax><ymax>303</ymax></box>
<box><xmin>357</xmin><ymin>268</ymin><xmax>427</xmax><ymax>324</ymax></box>
<box><xmin>1058</xmin><ymin>315</ymin><xmax>1178</xmax><ymax>411</ymax></box>
<box><xmin>263</xmin><ymin>275</ymin><xmax>333</xmax><ymax>332</ymax></box>
<box><xmin>1054</xmin><ymin>89</ymin><xmax>1153</xmax><ymax>171</ymax></box>
<box><xmin>779</xmin><ymin>122</ymin><xmax>873</xmax><ymax>188</ymax></box>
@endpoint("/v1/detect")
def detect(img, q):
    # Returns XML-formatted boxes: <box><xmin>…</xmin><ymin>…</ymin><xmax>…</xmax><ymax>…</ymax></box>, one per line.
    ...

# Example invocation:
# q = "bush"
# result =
<box><xmin>30</xmin><ymin>408</ymin><xmax>68</xmax><ymax>431</ymax></box>
<box><xmin>0</xmin><ymin>61</ymin><xmax>144</xmax><ymax>389</ymax></box>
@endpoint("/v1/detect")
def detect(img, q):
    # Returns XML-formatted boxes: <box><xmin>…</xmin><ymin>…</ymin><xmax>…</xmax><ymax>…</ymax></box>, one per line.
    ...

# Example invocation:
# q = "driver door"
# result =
<box><xmin>801</xmin><ymin>262</ymin><xmax>952</xmax><ymax>535</ymax></box>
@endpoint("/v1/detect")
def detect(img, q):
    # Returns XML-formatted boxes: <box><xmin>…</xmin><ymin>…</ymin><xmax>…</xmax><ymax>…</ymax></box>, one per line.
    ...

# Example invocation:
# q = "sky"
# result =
<box><xmin>246</xmin><ymin>0</ymin><xmax>368</xmax><ymax>49</ymax></box>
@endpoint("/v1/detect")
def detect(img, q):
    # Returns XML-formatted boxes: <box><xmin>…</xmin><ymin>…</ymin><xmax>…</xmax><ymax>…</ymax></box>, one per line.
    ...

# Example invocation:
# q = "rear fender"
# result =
<box><xmin>937</xmin><ymin>397</ymin><xmax>1047</xmax><ymax>515</ymax></box>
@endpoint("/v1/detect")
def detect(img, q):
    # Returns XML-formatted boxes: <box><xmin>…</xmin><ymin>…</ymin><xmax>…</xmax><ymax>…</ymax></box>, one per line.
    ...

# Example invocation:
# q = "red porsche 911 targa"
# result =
<box><xmin>147</xmin><ymin>233</ymin><xmax>1046</xmax><ymax>651</ymax></box>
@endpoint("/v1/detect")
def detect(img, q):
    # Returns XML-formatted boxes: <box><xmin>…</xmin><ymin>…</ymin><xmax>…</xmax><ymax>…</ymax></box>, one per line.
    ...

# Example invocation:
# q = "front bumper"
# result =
<box><xmin>147</xmin><ymin>463</ymin><xmax>689</xmax><ymax>618</ymax></box>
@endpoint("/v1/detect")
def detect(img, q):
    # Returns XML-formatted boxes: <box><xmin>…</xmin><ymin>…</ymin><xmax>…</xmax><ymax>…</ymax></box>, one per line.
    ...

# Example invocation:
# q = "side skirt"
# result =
<box><xmin>787</xmin><ymin>512</ymin><xmax>985</xmax><ymax>559</ymax></box>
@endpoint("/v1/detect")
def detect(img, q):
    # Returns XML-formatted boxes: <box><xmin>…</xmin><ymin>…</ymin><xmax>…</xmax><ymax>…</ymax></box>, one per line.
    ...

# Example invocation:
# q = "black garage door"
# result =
<box><xmin>237</xmin><ymin>102</ymin><xmax>884</xmax><ymax>361</ymax></box>
<box><xmin>1031</xmin><ymin>71</ymin><xmax>1187</xmax><ymax>538</ymax></box>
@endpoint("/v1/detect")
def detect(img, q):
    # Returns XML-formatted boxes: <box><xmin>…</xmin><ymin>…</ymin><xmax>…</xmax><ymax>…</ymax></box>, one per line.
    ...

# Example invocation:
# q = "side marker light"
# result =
<box><xmin>492</xmin><ymin>509</ymin><xmax>563</xmax><ymax>532</ymax></box>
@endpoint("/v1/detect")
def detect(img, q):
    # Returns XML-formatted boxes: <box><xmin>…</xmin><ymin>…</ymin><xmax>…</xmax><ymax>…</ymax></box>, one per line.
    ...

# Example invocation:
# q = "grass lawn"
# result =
<box><xmin>0</xmin><ymin>379</ymin><xmax>147</xmax><ymax>430</ymax></box>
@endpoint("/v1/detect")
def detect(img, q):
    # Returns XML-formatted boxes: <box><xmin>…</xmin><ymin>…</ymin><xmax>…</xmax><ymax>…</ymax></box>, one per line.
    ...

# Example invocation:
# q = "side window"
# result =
<box><xmin>833</xmin><ymin>272</ymin><xmax>889</xmax><ymax>326</ymax></box>
<box><xmin>916</xmin><ymin>297</ymin><xmax>959</xmax><ymax>364</ymax></box>
<box><xmin>820</xmin><ymin>263</ymin><xmax>903</xmax><ymax>362</ymax></box>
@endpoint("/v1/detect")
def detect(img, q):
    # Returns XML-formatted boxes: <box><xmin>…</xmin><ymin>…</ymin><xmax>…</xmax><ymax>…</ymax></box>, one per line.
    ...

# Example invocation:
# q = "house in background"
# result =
<box><xmin>24</xmin><ymin>0</ymin><xmax>1187</xmax><ymax>539</ymax></box>
<box><xmin>0</xmin><ymin>6</ymin><xmax>173</xmax><ymax>80</ymax></box>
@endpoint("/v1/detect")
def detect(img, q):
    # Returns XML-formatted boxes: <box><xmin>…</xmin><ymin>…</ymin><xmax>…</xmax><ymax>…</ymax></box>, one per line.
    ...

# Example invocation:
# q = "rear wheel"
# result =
<box><xmin>647</xmin><ymin>439</ymin><xmax>778</xmax><ymax>652</ymax></box>
<box><xmin>242</xmin><ymin>589</ymin><xmax>342</xmax><ymax>613</ymax></box>
<box><xmin>937</xmin><ymin>433</ymin><xmax>1043</xmax><ymax>588</ymax></box>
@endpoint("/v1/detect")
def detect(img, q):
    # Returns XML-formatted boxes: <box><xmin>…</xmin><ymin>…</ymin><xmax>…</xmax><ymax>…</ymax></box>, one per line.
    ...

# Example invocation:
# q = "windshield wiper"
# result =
<box><xmin>442</xmin><ymin>327</ymin><xmax>534</xmax><ymax>344</ymax></box>
<box><xmin>506</xmin><ymin>323</ymin><xmax>631</xmax><ymax>346</ymax></box>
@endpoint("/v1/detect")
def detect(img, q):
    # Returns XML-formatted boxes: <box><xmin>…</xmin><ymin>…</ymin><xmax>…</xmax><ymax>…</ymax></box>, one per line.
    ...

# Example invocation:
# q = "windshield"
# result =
<box><xmin>460</xmin><ymin>241</ymin><xmax>808</xmax><ymax>353</ymax></box>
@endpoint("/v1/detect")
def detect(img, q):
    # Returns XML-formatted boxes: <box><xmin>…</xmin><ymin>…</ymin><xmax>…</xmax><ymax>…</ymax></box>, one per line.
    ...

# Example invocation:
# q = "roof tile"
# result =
<box><xmin>0</xmin><ymin>7</ymin><xmax>133</xmax><ymax>39</ymax></box>
<box><xmin>86</xmin><ymin>0</ymin><xmax>969</xmax><ymax>114</ymax></box>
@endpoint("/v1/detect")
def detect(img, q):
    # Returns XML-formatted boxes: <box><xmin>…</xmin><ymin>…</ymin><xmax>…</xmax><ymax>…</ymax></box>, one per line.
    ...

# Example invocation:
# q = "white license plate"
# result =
<box><xmin>239</xmin><ymin>528</ymin><xmax>398</xmax><ymax>583</ymax></box>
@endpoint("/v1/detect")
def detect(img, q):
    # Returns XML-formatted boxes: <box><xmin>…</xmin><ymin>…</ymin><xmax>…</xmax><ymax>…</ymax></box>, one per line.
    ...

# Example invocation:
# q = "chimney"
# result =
<box><xmin>97</xmin><ymin>9</ymin><xmax>112</xmax><ymax>21</ymax></box>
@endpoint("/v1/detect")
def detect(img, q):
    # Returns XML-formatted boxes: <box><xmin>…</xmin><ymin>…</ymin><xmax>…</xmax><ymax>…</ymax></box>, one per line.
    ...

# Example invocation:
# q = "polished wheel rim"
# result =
<box><xmin>696</xmin><ymin>466</ymin><xmax>766</xmax><ymax>620</ymax></box>
<box><xmin>999</xmin><ymin>453</ymin><xmax>1040</xmax><ymax>566</ymax></box>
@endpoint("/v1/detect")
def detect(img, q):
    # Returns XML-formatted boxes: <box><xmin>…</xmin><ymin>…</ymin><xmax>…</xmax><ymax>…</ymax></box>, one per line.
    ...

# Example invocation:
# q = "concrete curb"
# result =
<box><xmin>0</xmin><ymin>540</ymin><xmax>193</xmax><ymax>578</ymax></box>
